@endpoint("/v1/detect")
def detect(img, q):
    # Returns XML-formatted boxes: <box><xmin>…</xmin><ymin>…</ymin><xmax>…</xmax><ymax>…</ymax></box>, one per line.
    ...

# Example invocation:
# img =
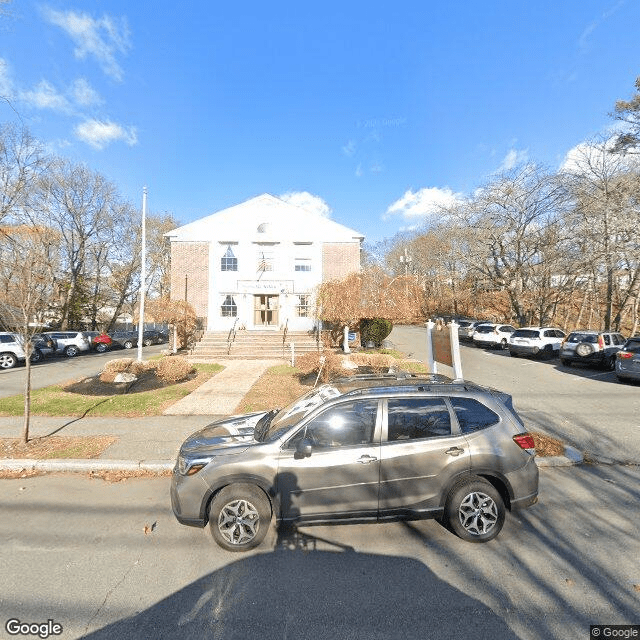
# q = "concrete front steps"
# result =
<box><xmin>189</xmin><ymin>330</ymin><xmax>321</xmax><ymax>360</ymax></box>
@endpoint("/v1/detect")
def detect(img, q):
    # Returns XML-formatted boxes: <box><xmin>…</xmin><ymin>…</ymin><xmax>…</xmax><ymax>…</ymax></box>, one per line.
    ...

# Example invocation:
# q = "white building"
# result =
<box><xmin>166</xmin><ymin>194</ymin><xmax>364</xmax><ymax>332</ymax></box>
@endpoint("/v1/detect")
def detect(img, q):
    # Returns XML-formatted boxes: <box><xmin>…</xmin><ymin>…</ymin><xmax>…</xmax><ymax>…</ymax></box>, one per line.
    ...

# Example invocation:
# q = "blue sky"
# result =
<box><xmin>1</xmin><ymin>0</ymin><xmax>639</xmax><ymax>242</ymax></box>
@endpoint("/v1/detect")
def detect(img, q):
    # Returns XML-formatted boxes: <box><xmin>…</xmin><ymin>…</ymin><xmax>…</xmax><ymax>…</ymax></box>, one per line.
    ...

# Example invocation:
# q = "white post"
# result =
<box><xmin>343</xmin><ymin>325</ymin><xmax>351</xmax><ymax>353</ymax></box>
<box><xmin>449</xmin><ymin>321</ymin><xmax>464</xmax><ymax>381</ymax></box>
<box><xmin>137</xmin><ymin>186</ymin><xmax>147</xmax><ymax>363</ymax></box>
<box><xmin>425</xmin><ymin>320</ymin><xmax>437</xmax><ymax>374</ymax></box>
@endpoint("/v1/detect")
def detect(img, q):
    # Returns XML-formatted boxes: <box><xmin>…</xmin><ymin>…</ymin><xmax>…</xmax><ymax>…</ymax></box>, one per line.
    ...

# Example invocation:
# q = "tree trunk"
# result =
<box><xmin>22</xmin><ymin>349</ymin><xmax>32</xmax><ymax>443</ymax></box>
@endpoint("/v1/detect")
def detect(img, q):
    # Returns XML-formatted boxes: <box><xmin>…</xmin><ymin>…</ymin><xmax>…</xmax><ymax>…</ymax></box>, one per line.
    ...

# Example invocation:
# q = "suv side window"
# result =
<box><xmin>293</xmin><ymin>400</ymin><xmax>378</xmax><ymax>449</ymax></box>
<box><xmin>387</xmin><ymin>398</ymin><xmax>451</xmax><ymax>441</ymax></box>
<box><xmin>603</xmin><ymin>334</ymin><xmax>611</xmax><ymax>346</ymax></box>
<box><xmin>0</xmin><ymin>335</ymin><xmax>15</xmax><ymax>344</ymax></box>
<box><xmin>450</xmin><ymin>397</ymin><xmax>500</xmax><ymax>433</ymax></box>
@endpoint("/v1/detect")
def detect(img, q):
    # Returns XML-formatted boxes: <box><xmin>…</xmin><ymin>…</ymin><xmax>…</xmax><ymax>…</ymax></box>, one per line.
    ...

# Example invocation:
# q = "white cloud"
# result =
<box><xmin>342</xmin><ymin>140</ymin><xmax>356</xmax><ymax>156</ymax></box>
<box><xmin>44</xmin><ymin>8</ymin><xmax>130</xmax><ymax>81</ymax></box>
<box><xmin>72</xmin><ymin>78</ymin><xmax>102</xmax><ymax>107</ymax></box>
<box><xmin>496</xmin><ymin>148</ymin><xmax>529</xmax><ymax>172</ymax></box>
<box><xmin>385</xmin><ymin>187</ymin><xmax>464</xmax><ymax>220</ymax></box>
<box><xmin>20</xmin><ymin>80</ymin><xmax>71</xmax><ymax>113</ymax></box>
<box><xmin>0</xmin><ymin>58</ymin><xmax>14</xmax><ymax>97</ymax></box>
<box><xmin>560</xmin><ymin>137</ymin><xmax>640</xmax><ymax>174</ymax></box>
<box><xmin>278</xmin><ymin>191</ymin><xmax>332</xmax><ymax>218</ymax></box>
<box><xmin>74</xmin><ymin>119</ymin><xmax>137</xmax><ymax>150</ymax></box>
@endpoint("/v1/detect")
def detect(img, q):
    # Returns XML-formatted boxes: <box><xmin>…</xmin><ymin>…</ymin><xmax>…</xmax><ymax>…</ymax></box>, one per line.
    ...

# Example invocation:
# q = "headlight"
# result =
<box><xmin>177</xmin><ymin>455</ymin><xmax>214</xmax><ymax>476</ymax></box>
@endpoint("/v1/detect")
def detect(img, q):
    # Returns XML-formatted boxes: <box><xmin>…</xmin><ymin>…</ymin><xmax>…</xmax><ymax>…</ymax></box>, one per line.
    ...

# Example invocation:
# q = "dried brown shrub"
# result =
<box><xmin>349</xmin><ymin>353</ymin><xmax>395</xmax><ymax>370</ymax></box>
<box><xmin>103</xmin><ymin>358</ymin><xmax>135</xmax><ymax>374</ymax></box>
<box><xmin>156</xmin><ymin>356</ymin><xmax>195</xmax><ymax>383</ymax></box>
<box><xmin>296</xmin><ymin>350</ymin><xmax>347</xmax><ymax>383</ymax></box>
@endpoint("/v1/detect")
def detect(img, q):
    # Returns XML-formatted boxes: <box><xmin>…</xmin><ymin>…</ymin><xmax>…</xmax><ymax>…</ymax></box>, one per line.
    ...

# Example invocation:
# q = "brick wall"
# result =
<box><xmin>322</xmin><ymin>242</ymin><xmax>361</xmax><ymax>281</ymax></box>
<box><xmin>170</xmin><ymin>242</ymin><xmax>209</xmax><ymax>321</ymax></box>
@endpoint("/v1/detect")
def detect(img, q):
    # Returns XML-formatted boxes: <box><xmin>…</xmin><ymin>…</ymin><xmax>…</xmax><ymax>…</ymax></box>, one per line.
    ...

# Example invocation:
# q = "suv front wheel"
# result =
<box><xmin>444</xmin><ymin>477</ymin><xmax>505</xmax><ymax>543</ymax></box>
<box><xmin>0</xmin><ymin>353</ymin><xmax>18</xmax><ymax>369</ymax></box>
<box><xmin>209</xmin><ymin>484</ymin><xmax>272</xmax><ymax>552</ymax></box>
<box><xmin>65</xmin><ymin>345</ymin><xmax>79</xmax><ymax>357</ymax></box>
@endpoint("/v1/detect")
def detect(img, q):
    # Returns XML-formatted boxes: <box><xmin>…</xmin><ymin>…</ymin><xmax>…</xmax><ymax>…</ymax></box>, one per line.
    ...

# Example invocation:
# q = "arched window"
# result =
<box><xmin>221</xmin><ymin>295</ymin><xmax>237</xmax><ymax>317</ymax></box>
<box><xmin>221</xmin><ymin>246</ymin><xmax>237</xmax><ymax>271</ymax></box>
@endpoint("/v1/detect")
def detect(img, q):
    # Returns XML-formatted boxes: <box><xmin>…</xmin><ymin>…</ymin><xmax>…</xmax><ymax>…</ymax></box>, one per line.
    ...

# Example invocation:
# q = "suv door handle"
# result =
<box><xmin>357</xmin><ymin>455</ymin><xmax>378</xmax><ymax>464</ymax></box>
<box><xmin>445</xmin><ymin>447</ymin><xmax>464</xmax><ymax>457</ymax></box>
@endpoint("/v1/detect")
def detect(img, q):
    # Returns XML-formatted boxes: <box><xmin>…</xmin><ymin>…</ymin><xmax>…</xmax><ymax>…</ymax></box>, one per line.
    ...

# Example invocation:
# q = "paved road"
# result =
<box><xmin>389</xmin><ymin>325</ymin><xmax>640</xmax><ymax>464</ymax></box>
<box><xmin>0</xmin><ymin>467</ymin><xmax>638</xmax><ymax>639</ymax></box>
<box><xmin>0</xmin><ymin>344</ymin><xmax>167</xmax><ymax>399</ymax></box>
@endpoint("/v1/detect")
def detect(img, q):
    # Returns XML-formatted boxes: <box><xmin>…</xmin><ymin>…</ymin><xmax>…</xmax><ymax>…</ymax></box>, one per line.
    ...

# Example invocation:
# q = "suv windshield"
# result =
<box><xmin>567</xmin><ymin>333</ymin><xmax>597</xmax><ymax>343</ymax></box>
<box><xmin>512</xmin><ymin>329</ymin><xmax>539</xmax><ymax>339</ymax></box>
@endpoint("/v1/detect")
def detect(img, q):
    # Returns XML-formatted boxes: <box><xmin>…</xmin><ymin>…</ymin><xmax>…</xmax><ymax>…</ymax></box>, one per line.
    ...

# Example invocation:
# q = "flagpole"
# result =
<box><xmin>137</xmin><ymin>186</ymin><xmax>147</xmax><ymax>362</ymax></box>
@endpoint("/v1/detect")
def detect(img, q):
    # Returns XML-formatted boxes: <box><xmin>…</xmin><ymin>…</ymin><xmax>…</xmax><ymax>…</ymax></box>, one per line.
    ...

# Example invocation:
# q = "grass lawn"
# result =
<box><xmin>0</xmin><ymin>363</ymin><xmax>223</xmax><ymax>418</ymax></box>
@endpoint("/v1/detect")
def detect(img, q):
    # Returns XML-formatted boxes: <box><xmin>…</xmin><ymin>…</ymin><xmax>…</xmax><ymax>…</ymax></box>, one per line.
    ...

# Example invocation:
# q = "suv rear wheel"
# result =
<box><xmin>65</xmin><ymin>345</ymin><xmax>79</xmax><ymax>357</ymax></box>
<box><xmin>123</xmin><ymin>340</ymin><xmax>134</xmax><ymax>349</ymax></box>
<box><xmin>95</xmin><ymin>343</ymin><xmax>108</xmax><ymax>353</ymax></box>
<box><xmin>209</xmin><ymin>484</ymin><xmax>272</xmax><ymax>552</ymax></box>
<box><xmin>444</xmin><ymin>477</ymin><xmax>505</xmax><ymax>543</ymax></box>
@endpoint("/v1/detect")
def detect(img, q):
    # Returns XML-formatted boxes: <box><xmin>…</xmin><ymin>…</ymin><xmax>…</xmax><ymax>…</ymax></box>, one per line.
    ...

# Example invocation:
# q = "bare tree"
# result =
<box><xmin>0</xmin><ymin>225</ymin><xmax>57</xmax><ymax>442</ymax></box>
<box><xmin>146</xmin><ymin>212</ymin><xmax>178</xmax><ymax>299</ymax></box>
<box><xmin>561</xmin><ymin>136</ymin><xmax>640</xmax><ymax>330</ymax></box>
<box><xmin>611</xmin><ymin>76</ymin><xmax>640</xmax><ymax>154</ymax></box>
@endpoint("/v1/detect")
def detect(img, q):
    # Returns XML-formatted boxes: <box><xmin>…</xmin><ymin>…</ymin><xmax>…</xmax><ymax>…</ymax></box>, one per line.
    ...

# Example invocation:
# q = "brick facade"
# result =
<box><xmin>322</xmin><ymin>243</ymin><xmax>361</xmax><ymax>281</ymax></box>
<box><xmin>170</xmin><ymin>242</ymin><xmax>209</xmax><ymax>321</ymax></box>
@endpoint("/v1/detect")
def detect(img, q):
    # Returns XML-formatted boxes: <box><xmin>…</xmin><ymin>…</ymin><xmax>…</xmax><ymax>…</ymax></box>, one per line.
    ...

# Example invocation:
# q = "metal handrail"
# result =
<box><xmin>282</xmin><ymin>319</ymin><xmax>289</xmax><ymax>357</ymax></box>
<box><xmin>227</xmin><ymin>317</ymin><xmax>239</xmax><ymax>355</ymax></box>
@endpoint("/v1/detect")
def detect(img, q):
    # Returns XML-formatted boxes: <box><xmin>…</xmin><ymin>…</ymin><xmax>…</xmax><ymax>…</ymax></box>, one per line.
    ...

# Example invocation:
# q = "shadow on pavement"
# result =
<box><xmin>80</xmin><ymin>525</ymin><xmax>519</xmax><ymax>640</ymax></box>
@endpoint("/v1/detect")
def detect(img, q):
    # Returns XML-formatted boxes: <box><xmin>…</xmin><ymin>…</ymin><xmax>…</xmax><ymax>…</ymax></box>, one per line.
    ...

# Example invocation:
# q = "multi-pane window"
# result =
<box><xmin>221</xmin><ymin>295</ymin><xmax>237</xmax><ymax>317</ymax></box>
<box><xmin>257</xmin><ymin>250</ymin><xmax>274</xmax><ymax>272</ymax></box>
<box><xmin>294</xmin><ymin>258</ymin><xmax>311</xmax><ymax>272</ymax></box>
<box><xmin>296</xmin><ymin>295</ymin><xmax>310</xmax><ymax>317</ymax></box>
<box><xmin>221</xmin><ymin>246</ymin><xmax>237</xmax><ymax>271</ymax></box>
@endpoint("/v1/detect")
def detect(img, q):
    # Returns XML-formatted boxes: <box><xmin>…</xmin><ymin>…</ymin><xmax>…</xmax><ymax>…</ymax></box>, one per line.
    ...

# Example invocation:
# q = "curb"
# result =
<box><xmin>536</xmin><ymin>445</ymin><xmax>584</xmax><ymax>467</ymax></box>
<box><xmin>0</xmin><ymin>459</ymin><xmax>174</xmax><ymax>473</ymax></box>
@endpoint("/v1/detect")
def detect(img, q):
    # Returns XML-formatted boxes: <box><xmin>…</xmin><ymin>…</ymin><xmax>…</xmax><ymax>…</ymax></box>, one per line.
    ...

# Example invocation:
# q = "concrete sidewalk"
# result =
<box><xmin>0</xmin><ymin>356</ymin><xmax>582</xmax><ymax>472</ymax></box>
<box><xmin>0</xmin><ymin>359</ymin><xmax>284</xmax><ymax>473</ymax></box>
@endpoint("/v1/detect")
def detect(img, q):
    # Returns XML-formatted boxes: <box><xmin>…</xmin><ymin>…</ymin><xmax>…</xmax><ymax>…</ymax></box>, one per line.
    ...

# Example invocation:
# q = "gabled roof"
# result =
<box><xmin>166</xmin><ymin>193</ymin><xmax>364</xmax><ymax>243</ymax></box>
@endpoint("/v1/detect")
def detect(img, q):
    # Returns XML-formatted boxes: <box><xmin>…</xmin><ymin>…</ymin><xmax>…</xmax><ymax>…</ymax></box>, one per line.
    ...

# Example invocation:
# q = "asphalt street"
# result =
<box><xmin>0</xmin><ymin>466</ymin><xmax>638</xmax><ymax>640</ymax></box>
<box><xmin>388</xmin><ymin>325</ymin><xmax>640</xmax><ymax>464</ymax></box>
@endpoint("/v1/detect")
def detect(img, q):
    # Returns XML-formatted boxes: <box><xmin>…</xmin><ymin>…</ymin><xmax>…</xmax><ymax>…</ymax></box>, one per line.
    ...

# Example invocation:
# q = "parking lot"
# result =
<box><xmin>388</xmin><ymin>325</ymin><xmax>640</xmax><ymax>464</ymax></box>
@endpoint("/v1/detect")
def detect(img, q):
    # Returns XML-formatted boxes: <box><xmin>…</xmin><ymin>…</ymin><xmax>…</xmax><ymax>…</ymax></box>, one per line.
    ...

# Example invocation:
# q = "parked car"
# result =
<box><xmin>30</xmin><ymin>335</ymin><xmax>55</xmax><ymax>362</ymax></box>
<box><xmin>615</xmin><ymin>336</ymin><xmax>640</xmax><ymax>382</ymax></box>
<box><xmin>508</xmin><ymin>327</ymin><xmax>566</xmax><ymax>359</ymax></box>
<box><xmin>559</xmin><ymin>330</ymin><xmax>626</xmax><ymax>370</ymax></box>
<box><xmin>458</xmin><ymin>320</ymin><xmax>492</xmax><ymax>342</ymax></box>
<box><xmin>472</xmin><ymin>323</ymin><xmax>517</xmax><ymax>350</ymax></box>
<box><xmin>0</xmin><ymin>332</ymin><xmax>27</xmax><ymax>369</ymax></box>
<box><xmin>171</xmin><ymin>373</ymin><xmax>539</xmax><ymax>552</ymax></box>
<box><xmin>92</xmin><ymin>332</ymin><xmax>114</xmax><ymax>353</ymax></box>
<box><xmin>142</xmin><ymin>329</ymin><xmax>166</xmax><ymax>346</ymax></box>
<box><xmin>110</xmin><ymin>330</ymin><xmax>139</xmax><ymax>349</ymax></box>
<box><xmin>43</xmin><ymin>331</ymin><xmax>92</xmax><ymax>357</ymax></box>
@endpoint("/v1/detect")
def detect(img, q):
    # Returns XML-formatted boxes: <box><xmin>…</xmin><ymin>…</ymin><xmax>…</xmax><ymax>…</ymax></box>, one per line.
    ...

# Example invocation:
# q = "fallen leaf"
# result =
<box><xmin>565</xmin><ymin>579</ymin><xmax>574</xmax><ymax>586</ymax></box>
<box><xmin>633</xmin><ymin>584</ymin><xmax>640</xmax><ymax>592</ymax></box>
<box><xmin>143</xmin><ymin>521</ymin><xmax>157</xmax><ymax>535</ymax></box>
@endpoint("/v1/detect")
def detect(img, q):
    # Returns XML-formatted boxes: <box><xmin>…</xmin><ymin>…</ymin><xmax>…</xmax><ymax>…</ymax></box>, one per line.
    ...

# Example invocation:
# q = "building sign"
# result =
<box><xmin>237</xmin><ymin>280</ymin><xmax>294</xmax><ymax>294</ymax></box>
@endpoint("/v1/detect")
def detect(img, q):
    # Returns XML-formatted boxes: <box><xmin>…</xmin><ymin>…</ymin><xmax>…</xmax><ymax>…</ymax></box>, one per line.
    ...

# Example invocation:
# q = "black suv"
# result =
<box><xmin>172</xmin><ymin>373</ymin><xmax>539</xmax><ymax>552</ymax></box>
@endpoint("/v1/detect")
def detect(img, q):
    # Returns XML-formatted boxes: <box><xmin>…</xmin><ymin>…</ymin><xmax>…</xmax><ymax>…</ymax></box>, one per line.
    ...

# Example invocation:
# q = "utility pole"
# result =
<box><xmin>136</xmin><ymin>187</ymin><xmax>147</xmax><ymax>362</ymax></box>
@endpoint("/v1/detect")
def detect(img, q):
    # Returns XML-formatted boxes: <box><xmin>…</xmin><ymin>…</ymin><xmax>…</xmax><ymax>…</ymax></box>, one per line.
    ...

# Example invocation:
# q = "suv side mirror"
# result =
<box><xmin>295</xmin><ymin>438</ymin><xmax>313</xmax><ymax>459</ymax></box>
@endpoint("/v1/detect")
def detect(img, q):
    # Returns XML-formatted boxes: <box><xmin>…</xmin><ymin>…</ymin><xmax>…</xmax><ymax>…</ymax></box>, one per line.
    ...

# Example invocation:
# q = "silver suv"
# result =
<box><xmin>559</xmin><ymin>330</ymin><xmax>626</xmax><ymax>370</ymax></box>
<box><xmin>171</xmin><ymin>374</ymin><xmax>539</xmax><ymax>551</ymax></box>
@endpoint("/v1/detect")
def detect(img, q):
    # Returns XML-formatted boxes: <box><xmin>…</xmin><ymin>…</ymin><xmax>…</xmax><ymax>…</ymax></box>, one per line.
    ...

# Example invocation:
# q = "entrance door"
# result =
<box><xmin>254</xmin><ymin>295</ymin><xmax>279</xmax><ymax>326</ymax></box>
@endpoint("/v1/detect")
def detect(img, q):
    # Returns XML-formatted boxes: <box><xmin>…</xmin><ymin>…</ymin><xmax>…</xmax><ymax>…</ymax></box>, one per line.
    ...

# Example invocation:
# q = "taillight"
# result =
<box><xmin>617</xmin><ymin>351</ymin><xmax>633</xmax><ymax>359</ymax></box>
<box><xmin>513</xmin><ymin>433</ymin><xmax>536</xmax><ymax>450</ymax></box>
<box><xmin>598</xmin><ymin>335</ymin><xmax>605</xmax><ymax>349</ymax></box>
